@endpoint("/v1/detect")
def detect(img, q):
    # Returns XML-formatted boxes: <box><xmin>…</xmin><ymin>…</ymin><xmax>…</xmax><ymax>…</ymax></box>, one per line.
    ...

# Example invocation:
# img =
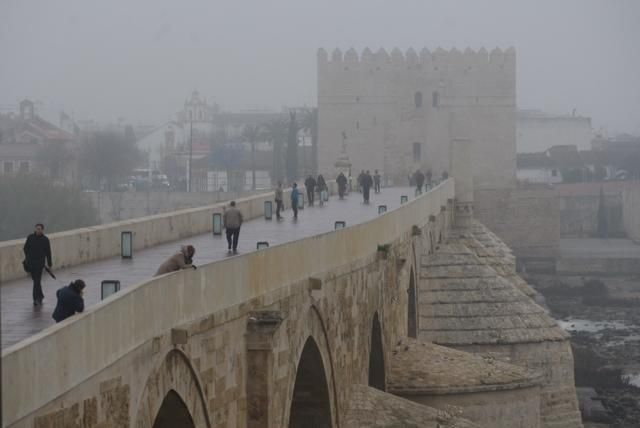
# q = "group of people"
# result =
<box><xmin>303</xmin><ymin>174</ymin><xmax>328</xmax><ymax>206</ymax></box>
<box><xmin>356</xmin><ymin>170</ymin><xmax>382</xmax><ymax>204</ymax></box>
<box><xmin>23</xmin><ymin>223</ymin><xmax>85</xmax><ymax>322</ymax></box>
<box><xmin>409</xmin><ymin>168</ymin><xmax>448</xmax><ymax>193</ymax></box>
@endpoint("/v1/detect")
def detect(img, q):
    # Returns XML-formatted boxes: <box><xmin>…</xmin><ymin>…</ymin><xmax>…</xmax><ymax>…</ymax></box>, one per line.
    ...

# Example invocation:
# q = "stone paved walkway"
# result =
<box><xmin>1</xmin><ymin>187</ymin><xmax>416</xmax><ymax>349</ymax></box>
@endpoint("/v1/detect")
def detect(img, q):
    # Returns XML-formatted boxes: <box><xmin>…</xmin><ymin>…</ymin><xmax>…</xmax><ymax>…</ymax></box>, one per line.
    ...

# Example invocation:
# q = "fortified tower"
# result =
<box><xmin>317</xmin><ymin>47</ymin><xmax>517</xmax><ymax>191</ymax></box>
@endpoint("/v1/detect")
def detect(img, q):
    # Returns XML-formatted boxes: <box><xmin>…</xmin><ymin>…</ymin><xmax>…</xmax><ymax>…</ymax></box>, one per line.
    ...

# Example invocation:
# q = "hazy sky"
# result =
<box><xmin>1</xmin><ymin>0</ymin><xmax>639</xmax><ymax>134</ymax></box>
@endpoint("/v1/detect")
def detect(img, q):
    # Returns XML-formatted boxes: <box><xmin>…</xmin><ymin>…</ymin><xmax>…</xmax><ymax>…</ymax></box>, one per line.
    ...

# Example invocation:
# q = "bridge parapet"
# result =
<box><xmin>1</xmin><ymin>180</ymin><xmax>455</xmax><ymax>426</ymax></box>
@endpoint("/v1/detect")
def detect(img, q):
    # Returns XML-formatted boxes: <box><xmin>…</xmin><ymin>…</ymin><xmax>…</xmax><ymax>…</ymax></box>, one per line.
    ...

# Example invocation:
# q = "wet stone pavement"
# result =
<box><xmin>1</xmin><ymin>187</ymin><xmax>418</xmax><ymax>349</ymax></box>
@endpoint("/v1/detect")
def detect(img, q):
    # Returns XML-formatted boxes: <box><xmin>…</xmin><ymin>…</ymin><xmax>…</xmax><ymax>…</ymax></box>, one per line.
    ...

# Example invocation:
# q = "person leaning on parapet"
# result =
<box><xmin>23</xmin><ymin>223</ymin><xmax>52</xmax><ymax>306</ymax></box>
<box><xmin>304</xmin><ymin>175</ymin><xmax>317</xmax><ymax>206</ymax></box>
<box><xmin>223</xmin><ymin>201</ymin><xmax>243</xmax><ymax>254</ymax></box>
<box><xmin>442</xmin><ymin>170</ymin><xmax>449</xmax><ymax>180</ymax></box>
<box><xmin>275</xmin><ymin>181</ymin><xmax>284</xmax><ymax>220</ymax></box>
<box><xmin>291</xmin><ymin>182</ymin><xmax>300</xmax><ymax>219</ymax></box>
<box><xmin>155</xmin><ymin>245</ymin><xmax>197</xmax><ymax>276</ymax></box>
<box><xmin>373</xmin><ymin>170</ymin><xmax>381</xmax><ymax>194</ymax></box>
<box><xmin>336</xmin><ymin>172</ymin><xmax>347</xmax><ymax>199</ymax></box>
<box><xmin>52</xmin><ymin>279</ymin><xmax>85</xmax><ymax>323</ymax></box>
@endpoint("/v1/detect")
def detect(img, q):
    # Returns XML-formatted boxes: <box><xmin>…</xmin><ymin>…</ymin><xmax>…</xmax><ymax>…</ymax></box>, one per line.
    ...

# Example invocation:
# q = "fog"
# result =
<box><xmin>1</xmin><ymin>0</ymin><xmax>639</xmax><ymax>133</ymax></box>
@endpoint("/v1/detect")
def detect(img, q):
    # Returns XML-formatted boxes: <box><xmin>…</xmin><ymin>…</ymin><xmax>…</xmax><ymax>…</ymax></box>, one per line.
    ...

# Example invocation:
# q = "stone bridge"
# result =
<box><xmin>1</xmin><ymin>148</ymin><xmax>583</xmax><ymax>428</ymax></box>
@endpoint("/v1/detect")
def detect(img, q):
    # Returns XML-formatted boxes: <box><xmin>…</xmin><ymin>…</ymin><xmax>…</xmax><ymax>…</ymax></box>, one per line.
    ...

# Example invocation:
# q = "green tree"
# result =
<box><xmin>286</xmin><ymin>110</ymin><xmax>299</xmax><ymax>182</ymax></box>
<box><xmin>79</xmin><ymin>130</ymin><xmax>142</xmax><ymax>190</ymax></box>
<box><xmin>0</xmin><ymin>173</ymin><xmax>98</xmax><ymax>241</ymax></box>
<box><xmin>242</xmin><ymin>124</ymin><xmax>263</xmax><ymax>190</ymax></box>
<box><xmin>263</xmin><ymin>119</ymin><xmax>288</xmax><ymax>185</ymax></box>
<box><xmin>300</xmin><ymin>107</ymin><xmax>319</xmax><ymax>176</ymax></box>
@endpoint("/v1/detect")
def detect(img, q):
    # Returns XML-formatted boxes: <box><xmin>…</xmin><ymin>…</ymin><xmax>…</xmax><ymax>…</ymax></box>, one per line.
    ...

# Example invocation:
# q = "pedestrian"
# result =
<box><xmin>373</xmin><ymin>170</ymin><xmax>381</xmax><ymax>193</ymax></box>
<box><xmin>442</xmin><ymin>170</ymin><xmax>449</xmax><ymax>180</ymax></box>
<box><xmin>275</xmin><ymin>181</ymin><xmax>284</xmax><ymax>220</ymax></box>
<box><xmin>336</xmin><ymin>172</ymin><xmax>347</xmax><ymax>199</ymax></box>
<box><xmin>304</xmin><ymin>175</ymin><xmax>317</xmax><ymax>206</ymax></box>
<box><xmin>291</xmin><ymin>182</ymin><xmax>300</xmax><ymax>219</ymax></box>
<box><xmin>155</xmin><ymin>245</ymin><xmax>197</xmax><ymax>276</ymax></box>
<box><xmin>426</xmin><ymin>169</ymin><xmax>433</xmax><ymax>187</ymax></box>
<box><xmin>223</xmin><ymin>201</ymin><xmax>243</xmax><ymax>254</ymax></box>
<box><xmin>413</xmin><ymin>169</ymin><xmax>425</xmax><ymax>194</ymax></box>
<box><xmin>362</xmin><ymin>170</ymin><xmax>373</xmax><ymax>204</ymax></box>
<box><xmin>357</xmin><ymin>170</ymin><xmax>365</xmax><ymax>193</ymax></box>
<box><xmin>52</xmin><ymin>279</ymin><xmax>85</xmax><ymax>323</ymax></box>
<box><xmin>23</xmin><ymin>223</ymin><xmax>52</xmax><ymax>306</ymax></box>
<box><xmin>317</xmin><ymin>174</ymin><xmax>327</xmax><ymax>205</ymax></box>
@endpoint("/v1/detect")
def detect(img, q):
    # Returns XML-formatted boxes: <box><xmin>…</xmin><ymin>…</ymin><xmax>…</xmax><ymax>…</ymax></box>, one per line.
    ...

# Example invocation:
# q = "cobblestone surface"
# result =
<box><xmin>1</xmin><ymin>187</ymin><xmax>413</xmax><ymax>349</ymax></box>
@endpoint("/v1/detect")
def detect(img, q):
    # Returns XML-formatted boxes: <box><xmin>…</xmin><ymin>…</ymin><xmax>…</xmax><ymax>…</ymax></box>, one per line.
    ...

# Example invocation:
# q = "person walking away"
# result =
<box><xmin>155</xmin><ymin>245</ymin><xmax>197</xmax><ymax>276</ymax></box>
<box><xmin>317</xmin><ymin>174</ymin><xmax>327</xmax><ymax>205</ymax></box>
<box><xmin>442</xmin><ymin>170</ymin><xmax>449</xmax><ymax>180</ymax></box>
<box><xmin>373</xmin><ymin>170</ymin><xmax>381</xmax><ymax>193</ymax></box>
<box><xmin>23</xmin><ymin>223</ymin><xmax>52</xmax><ymax>306</ymax></box>
<box><xmin>336</xmin><ymin>172</ymin><xmax>347</xmax><ymax>199</ymax></box>
<box><xmin>357</xmin><ymin>170</ymin><xmax>365</xmax><ymax>193</ymax></box>
<box><xmin>362</xmin><ymin>170</ymin><xmax>373</xmax><ymax>204</ymax></box>
<box><xmin>425</xmin><ymin>169</ymin><xmax>433</xmax><ymax>189</ymax></box>
<box><xmin>223</xmin><ymin>201</ymin><xmax>243</xmax><ymax>254</ymax></box>
<box><xmin>275</xmin><ymin>181</ymin><xmax>284</xmax><ymax>220</ymax></box>
<box><xmin>291</xmin><ymin>182</ymin><xmax>300</xmax><ymax>219</ymax></box>
<box><xmin>52</xmin><ymin>279</ymin><xmax>85</xmax><ymax>322</ymax></box>
<box><xmin>304</xmin><ymin>175</ymin><xmax>317</xmax><ymax>206</ymax></box>
<box><xmin>413</xmin><ymin>169</ymin><xmax>425</xmax><ymax>194</ymax></box>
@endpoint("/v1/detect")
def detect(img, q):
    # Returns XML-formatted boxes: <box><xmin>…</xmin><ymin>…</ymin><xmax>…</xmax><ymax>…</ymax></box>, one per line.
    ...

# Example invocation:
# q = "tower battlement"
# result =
<box><xmin>318</xmin><ymin>47</ymin><xmax>515</xmax><ymax>71</ymax></box>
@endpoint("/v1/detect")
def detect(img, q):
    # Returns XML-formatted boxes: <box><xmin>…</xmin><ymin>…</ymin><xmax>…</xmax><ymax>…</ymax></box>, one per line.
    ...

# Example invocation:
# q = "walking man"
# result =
<box><xmin>275</xmin><ymin>181</ymin><xmax>284</xmax><ymax>220</ymax></box>
<box><xmin>23</xmin><ymin>223</ymin><xmax>52</xmax><ymax>306</ymax></box>
<box><xmin>362</xmin><ymin>170</ymin><xmax>373</xmax><ymax>204</ymax></box>
<box><xmin>291</xmin><ymin>182</ymin><xmax>300</xmax><ymax>219</ymax></box>
<box><xmin>373</xmin><ymin>170</ymin><xmax>381</xmax><ymax>193</ymax></box>
<box><xmin>304</xmin><ymin>175</ymin><xmax>317</xmax><ymax>206</ymax></box>
<box><xmin>413</xmin><ymin>169</ymin><xmax>425</xmax><ymax>194</ymax></box>
<box><xmin>223</xmin><ymin>201</ymin><xmax>243</xmax><ymax>254</ymax></box>
<box><xmin>337</xmin><ymin>172</ymin><xmax>347</xmax><ymax>199</ymax></box>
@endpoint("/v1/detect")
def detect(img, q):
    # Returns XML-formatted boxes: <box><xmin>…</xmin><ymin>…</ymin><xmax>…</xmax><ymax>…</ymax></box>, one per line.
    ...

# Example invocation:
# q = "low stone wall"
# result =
<box><xmin>556</xmin><ymin>257</ymin><xmax>640</xmax><ymax>275</ymax></box>
<box><xmin>0</xmin><ymin>183</ymin><xmax>336</xmax><ymax>284</ymax></box>
<box><xmin>0</xmin><ymin>180</ymin><xmax>455</xmax><ymax>426</ymax></box>
<box><xmin>623</xmin><ymin>185</ymin><xmax>640</xmax><ymax>242</ymax></box>
<box><xmin>86</xmin><ymin>190</ymin><xmax>264</xmax><ymax>224</ymax></box>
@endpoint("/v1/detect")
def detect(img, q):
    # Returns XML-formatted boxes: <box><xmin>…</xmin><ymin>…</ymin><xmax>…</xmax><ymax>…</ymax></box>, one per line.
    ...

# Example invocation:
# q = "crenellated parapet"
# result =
<box><xmin>318</xmin><ymin>46</ymin><xmax>516</xmax><ymax>70</ymax></box>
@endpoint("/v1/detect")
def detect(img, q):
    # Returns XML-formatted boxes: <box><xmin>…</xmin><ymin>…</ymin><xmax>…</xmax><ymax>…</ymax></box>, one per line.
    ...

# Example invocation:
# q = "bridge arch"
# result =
<box><xmin>368</xmin><ymin>312</ymin><xmax>386</xmax><ymax>391</ymax></box>
<box><xmin>288</xmin><ymin>336</ymin><xmax>333</xmax><ymax>428</ymax></box>
<box><xmin>135</xmin><ymin>349</ymin><xmax>211</xmax><ymax>428</ymax></box>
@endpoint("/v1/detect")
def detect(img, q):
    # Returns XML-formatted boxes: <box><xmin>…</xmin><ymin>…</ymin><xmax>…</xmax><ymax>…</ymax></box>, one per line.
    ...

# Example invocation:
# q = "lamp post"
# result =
<box><xmin>188</xmin><ymin>110</ymin><xmax>193</xmax><ymax>192</ymax></box>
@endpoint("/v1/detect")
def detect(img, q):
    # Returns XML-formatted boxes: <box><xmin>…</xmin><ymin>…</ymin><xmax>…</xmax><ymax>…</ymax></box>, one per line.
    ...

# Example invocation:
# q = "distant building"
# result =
<box><xmin>517</xmin><ymin>109</ymin><xmax>594</xmax><ymax>153</ymax></box>
<box><xmin>0</xmin><ymin>99</ymin><xmax>77</xmax><ymax>182</ymax></box>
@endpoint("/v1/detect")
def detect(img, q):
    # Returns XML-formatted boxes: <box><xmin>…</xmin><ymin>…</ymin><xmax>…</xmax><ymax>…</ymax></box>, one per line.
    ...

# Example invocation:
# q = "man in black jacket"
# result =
<box><xmin>23</xmin><ymin>223</ymin><xmax>52</xmax><ymax>305</ymax></box>
<box><xmin>52</xmin><ymin>279</ymin><xmax>85</xmax><ymax>322</ymax></box>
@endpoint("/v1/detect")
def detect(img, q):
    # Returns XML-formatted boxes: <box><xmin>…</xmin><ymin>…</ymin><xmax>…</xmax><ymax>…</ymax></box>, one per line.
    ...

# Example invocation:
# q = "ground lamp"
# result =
<box><xmin>334</xmin><ymin>221</ymin><xmax>346</xmax><ymax>230</ymax></box>
<box><xmin>212</xmin><ymin>213</ymin><xmax>222</xmax><ymax>235</ymax></box>
<box><xmin>378</xmin><ymin>205</ymin><xmax>387</xmax><ymax>214</ymax></box>
<box><xmin>323</xmin><ymin>191</ymin><xmax>329</xmax><ymax>202</ymax></box>
<box><xmin>401</xmin><ymin>195</ymin><xmax>408</xmax><ymax>204</ymax></box>
<box><xmin>256</xmin><ymin>241</ymin><xmax>269</xmax><ymax>250</ymax></box>
<box><xmin>121</xmin><ymin>231</ymin><xmax>133</xmax><ymax>258</ymax></box>
<box><xmin>264</xmin><ymin>201</ymin><xmax>273</xmax><ymax>220</ymax></box>
<box><xmin>101</xmin><ymin>280</ymin><xmax>121</xmax><ymax>300</ymax></box>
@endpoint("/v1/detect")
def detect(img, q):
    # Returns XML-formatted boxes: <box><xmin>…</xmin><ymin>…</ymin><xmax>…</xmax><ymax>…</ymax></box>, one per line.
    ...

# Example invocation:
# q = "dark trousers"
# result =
<box><xmin>292</xmin><ymin>200</ymin><xmax>299</xmax><ymax>218</ymax></box>
<box><xmin>363</xmin><ymin>186</ymin><xmax>371</xmax><ymax>203</ymax></box>
<box><xmin>338</xmin><ymin>186</ymin><xmax>345</xmax><ymax>199</ymax></box>
<box><xmin>31</xmin><ymin>266</ymin><xmax>44</xmax><ymax>302</ymax></box>
<box><xmin>307</xmin><ymin>188</ymin><xmax>315</xmax><ymax>205</ymax></box>
<box><xmin>226</xmin><ymin>227</ymin><xmax>240</xmax><ymax>250</ymax></box>
<box><xmin>275</xmin><ymin>200</ymin><xmax>283</xmax><ymax>219</ymax></box>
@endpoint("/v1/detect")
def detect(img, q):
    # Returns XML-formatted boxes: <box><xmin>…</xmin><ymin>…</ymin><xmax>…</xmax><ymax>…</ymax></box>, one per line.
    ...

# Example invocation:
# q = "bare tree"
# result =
<box><xmin>263</xmin><ymin>119</ymin><xmax>288</xmax><ymax>185</ymax></box>
<box><xmin>242</xmin><ymin>124</ymin><xmax>263</xmax><ymax>190</ymax></box>
<box><xmin>300</xmin><ymin>107</ymin><xmax>318</xmax><ymax>176</ymax></box>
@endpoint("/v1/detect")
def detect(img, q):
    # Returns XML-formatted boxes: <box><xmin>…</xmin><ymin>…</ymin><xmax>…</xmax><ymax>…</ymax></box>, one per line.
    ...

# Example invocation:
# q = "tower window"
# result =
<box><xmin>432</xmin><ymin>92</ymin><xmax>439</xmax><ymax>107</ymax></box>
<box><xmin>412</xmin><ymin>143</ymin><xmax>422</xmax><ymax>162</ymax></box>
<box><xmin>414</xmin><ymin>91</ymin><xmax>423</xmax><ymax>108</ymax></box>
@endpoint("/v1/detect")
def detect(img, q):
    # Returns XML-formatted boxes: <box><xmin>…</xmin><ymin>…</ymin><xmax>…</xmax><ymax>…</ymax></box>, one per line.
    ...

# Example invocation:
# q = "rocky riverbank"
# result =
<box><xmin>528</xmin><ymin>275</ymin><xmax>640</xmax><ymax>427</ymax></box>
